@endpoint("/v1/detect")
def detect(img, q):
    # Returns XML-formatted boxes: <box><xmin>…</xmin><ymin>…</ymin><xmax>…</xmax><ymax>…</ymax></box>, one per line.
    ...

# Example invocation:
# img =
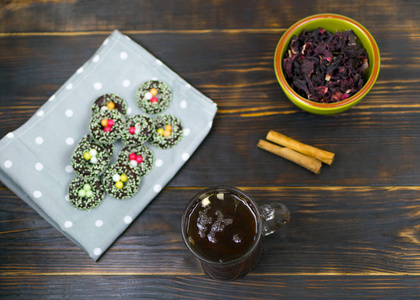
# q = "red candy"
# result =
<box><xmin>107</xmin><ymin>119</ymin><xmax>114</xmax><ymax>127</ymax></box>
<box><xmin>104</xmin><ymin>126</ymin><xmax>111</xmax><ymax>132</ymax></box>
<box><xmin>129</xmin><ymin>127</ymin><xmax>136</xmax><ymax>134</ymax></box>
<box><xmin>129</xmin><ymin>153</ymin><xmax>137</xmax><ymax>161</ymax></box>
<box><xmin>150</xmin><ymin>96</ymin><xmax>158</xmax><ymax>103</ymax></box>
<box><xmin>136</xmin><ymin>155</ymin><xmax>143</xmax><ymax>163</ymax></box>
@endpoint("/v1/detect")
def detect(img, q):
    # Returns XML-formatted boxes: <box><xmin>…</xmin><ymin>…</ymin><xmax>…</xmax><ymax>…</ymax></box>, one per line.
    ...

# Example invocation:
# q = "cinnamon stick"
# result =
<box><xmin>266</xmin><ymin>130</ymin><xmax>335</xmax><ymax>165</ymax></box>
<box><xmin>257</xmin><ymin>139</ymin><xmax>322</xmax><ymax>174</ymax></box>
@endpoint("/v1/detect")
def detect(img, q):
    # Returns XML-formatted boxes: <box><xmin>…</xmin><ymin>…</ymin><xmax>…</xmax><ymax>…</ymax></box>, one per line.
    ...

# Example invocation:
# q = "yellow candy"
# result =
<box><xmin>157</xmin><ymin>128</ymin><xmax>164</xmax><ymax>135</ymax></box>
<box><xmin>150</xmin><ymin>88</ymin><xmax>158</xmax><ymax>96</ymax></box>
<box><xmin>120</xmin><ymin>174</ymin><xmax>128</xmax><ymax>182</ymax></box>
<box><xmin>115</xmin><ymin>181</ymin><xmax>124</xmax><ymax>189</ymax></box>
<box><xmin>163</xmin><ymin>130</ymin><xmax>171</xmax><ymax>137</ymax></box>
<box><xmin>107</xmin><ymin>102</ymin><xmax>115</xmax><ymax>110</ymax></box>
<box><xmin>165</xmin><ymin>124</ymin><xmax>172</xmax><ymax>131</ymax></box>
<box><xmin>84</xmin><ymin>152</ymin><xmax>92</xmax><ymax>160</ymax></box>
<box><xmin>101</xmin><ymin>119</ymin><xmax>108</xmax><ymax>127</ymax></box>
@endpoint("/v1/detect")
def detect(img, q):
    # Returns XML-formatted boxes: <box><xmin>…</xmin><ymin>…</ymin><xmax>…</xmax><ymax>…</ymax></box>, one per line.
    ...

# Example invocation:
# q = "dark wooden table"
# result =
<box><xmin>1</xmin><ymin>0</ymin><xmax>420</xmax><ymax>298</ymax></box>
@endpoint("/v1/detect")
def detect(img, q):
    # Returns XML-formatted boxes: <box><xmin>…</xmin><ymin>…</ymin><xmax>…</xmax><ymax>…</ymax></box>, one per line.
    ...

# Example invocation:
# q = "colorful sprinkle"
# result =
<box><xmin>136</xmin><ymin>155</ymin><xmax>143</xmax><ymax>164</ymax></box>
<box><xmin>84</xmin><ymin>152</ymin><xmax>92</xmax><ymax>160</ymax></box>
<box><xmin>150</xmin><ymin>96</ymin><xmax>158</xmax><ymax>103</ymax></box>
<box><xmin>101</xmin><ymin>119</ymin><xmax>108</xmax><ymax>127</ymax></box>
<box><xmin>129</xmin><ymin>153</ymin><xmax>137</xmax><ymax>161</ymax></box>
<box><xmin>107</xmin><ymin>119</ymin><xmax>115</xmax><ymax>127</ymax></box>
<box><xmin>107</xmin><ymin>102</ymin><xmax>115</xmax><ymax>110</ymax></box>
<box><xmin>115</xmin><ymin>181</ymin><xmax>124</xmax><ymax>189</ymax></box>
<box><xmin>129</xmin><ymin>126</ymin><xmax>136</xmax><ymax>134</ymax></box>
<box><xmin>104</xmin><ymin>126</ymin><xmax>111</xmax><ymax>132</ymax></box>
<box><xmin>157</xmin><ymin>128</ymin><xmax>164</xmax><ymax>135</ymax></box>
<box><xmin>150</xmin><ymin>88</ymin><xmax>158</xmax><ymax>96</ymax></box>
<box><xmin>120</xmin><ymin>174</ymin><xmax>128</xmax><ymax>182</ymax></box>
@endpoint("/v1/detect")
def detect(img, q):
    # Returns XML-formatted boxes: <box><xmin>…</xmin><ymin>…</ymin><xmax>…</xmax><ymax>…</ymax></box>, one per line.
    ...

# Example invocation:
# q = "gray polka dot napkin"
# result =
<box><xmin>0</xmin><ymin>30</ymin><xmax>217</xmax><ymax>261</ymax></box>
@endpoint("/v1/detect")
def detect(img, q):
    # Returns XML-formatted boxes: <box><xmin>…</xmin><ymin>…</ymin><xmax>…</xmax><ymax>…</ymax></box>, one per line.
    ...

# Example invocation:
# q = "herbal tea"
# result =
<box><xmin>185</xmin><ymin>191</ymin><xmax>259</xmax><ymax>262</ymax></box>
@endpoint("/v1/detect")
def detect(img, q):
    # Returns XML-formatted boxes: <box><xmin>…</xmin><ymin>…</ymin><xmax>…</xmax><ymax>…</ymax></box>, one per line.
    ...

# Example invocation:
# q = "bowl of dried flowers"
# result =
<box><xmin>274</xmin><ymin>13</ymin><xmax>380</xmax><ymax>115</ymax></box>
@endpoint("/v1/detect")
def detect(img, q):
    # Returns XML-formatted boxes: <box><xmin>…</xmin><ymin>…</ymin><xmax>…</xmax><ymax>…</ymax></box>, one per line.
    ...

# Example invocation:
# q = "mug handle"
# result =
<box><xmin>260</xmin><ymin>203</ymin><xmax>290</xmax><ymax>236</ymax></box>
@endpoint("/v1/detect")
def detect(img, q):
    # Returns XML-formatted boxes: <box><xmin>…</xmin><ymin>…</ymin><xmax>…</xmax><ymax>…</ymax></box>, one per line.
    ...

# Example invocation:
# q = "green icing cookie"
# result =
<box><xmin>68</xmin><ymin>176</ymin><xmax>105</xmax><ymax>211</ymax></box>
<box><xmin>91</xmin><ymin>94</ymin><xmax>127</xmax><ymax>116</ymax></box>
<box><xmin>90</xmin><ymin>109</ymin><xmax>126</xmax><ymax>145</ymax></box>
<box><xmin>71</xmin><ymin>135</ymin><xmax>114</xmax><ymax>178</ymax></box>
<box><xmin>149</xmin><ymin>114</ymin><xmax>183</xmax><ymax>149</ymax></box>
<box><xmin>136</xmin><ymin>80</ymin><xmax>172</xmax><ymax>114</ymax></box>
<box><xmin>121</xmin><ymin>115</ymin><xmax>154</xmax><ymax>146</ymax></box>
<box><xmin>117</xmin><ymin>145</ymin><xmax>154</xmax><ymax>176</ymax></box>
<box><xmin>102</xmin><ymin>163</ymin><xmax>141</xmax><ymax>200</ymax></box>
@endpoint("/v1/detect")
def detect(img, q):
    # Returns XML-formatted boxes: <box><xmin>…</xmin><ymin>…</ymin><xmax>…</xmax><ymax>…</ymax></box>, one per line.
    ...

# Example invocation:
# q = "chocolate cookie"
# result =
<box><xmin>71</xmin><ymin>135</ymin><xmax>114</xmax><ymax>178</ymax></box>
<box><xmin>136</xmin><ymin>80</ymin><xmax>172</xmax><ymax>114</ymax></box>
<box><xmin>90</xmin><ymin>109</ymin><xmax>126</xmax><ymax>145</ymax></box>
<box><xmin>120</xmin><ymin>115</ymin><xmax>154</xmax><ymax>146</ymax></box>
<box><xmin>117</xmin><ymin>144</ymin><xmax>154</xmax><ymax>176</ymax></box>
<box><xmin>149</xmin><ymin>114</ymin><xmax>183</xmax><ymax>149</ymax></box>
<box><xmin>102</xmin><ymin>163</ymin><xmax>142</xmax><ymax>200</ymax></box>
<box><xmin>91</xmin><ymin>94</ymin><xmax>127</xmax><ymax>115</ymax></box>
<box><xmin>68</xmin><ymin>176</ymin><xmax>105</xmax><ymax>211</ymax></box>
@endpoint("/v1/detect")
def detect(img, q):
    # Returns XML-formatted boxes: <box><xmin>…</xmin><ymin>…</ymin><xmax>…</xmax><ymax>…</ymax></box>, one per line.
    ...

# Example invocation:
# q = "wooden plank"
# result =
<box><xmin>1</xmin><ymin>187</ymin><xmax>420</xmax><ymax>275</ymax></box>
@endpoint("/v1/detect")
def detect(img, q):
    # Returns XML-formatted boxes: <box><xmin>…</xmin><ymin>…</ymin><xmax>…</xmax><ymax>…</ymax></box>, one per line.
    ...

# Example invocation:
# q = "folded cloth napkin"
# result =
<box><xmin>0</xmin><ymin>30</ymin><xmax>217</xmax><ymax>261</ymax></box>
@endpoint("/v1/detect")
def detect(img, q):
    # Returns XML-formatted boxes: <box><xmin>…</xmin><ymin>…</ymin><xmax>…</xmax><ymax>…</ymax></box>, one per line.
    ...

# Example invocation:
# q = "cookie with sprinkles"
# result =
<box><xmin>71</xmin><ymin>134</ymin><xmax>114</xmax><ymax>178</ymax></box>
<box><xmin>149</xmin><ymin>114</ymin><xmax>183</xmax><ymax>149</ymax></box>
<box><xmin>117</xmin><ymin>144</ymin><xmax>154</xmax><ymax>176</ymax></box>
<box><xmin>121</xmin><ymin>115</ymin><xmax>154</xmax><ymax>146</ymax></box>
<box><xmin>136</xmin><ymin>80</ymin><xmax>172</xmax><ymax>114</ymax></box>
<box><xmin>68</xmin><ymin>176</ymin><xmax>105</xmax><ymax>211</ymax></box>
<box><xmin>90</xmin><ymin>109</ymin><xmax>126</xmax><ymax>145</ymax></box>
<box><xmin>102</xmin><ymin>163</ymin><xmax>142</xmax><ymax>200</ymax></box>
<box><xmin>91</xmin><ymin>94</ymin><xmax>128</xmax><ymax>116</ymax></box>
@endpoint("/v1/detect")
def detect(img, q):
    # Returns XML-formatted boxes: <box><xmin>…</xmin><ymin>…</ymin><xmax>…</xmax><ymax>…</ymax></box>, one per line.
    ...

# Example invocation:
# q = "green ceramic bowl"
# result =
<box><xmin>274</xmin><ymin>14</ymin><xmax>380</xmax><ymax>115</ymax></box>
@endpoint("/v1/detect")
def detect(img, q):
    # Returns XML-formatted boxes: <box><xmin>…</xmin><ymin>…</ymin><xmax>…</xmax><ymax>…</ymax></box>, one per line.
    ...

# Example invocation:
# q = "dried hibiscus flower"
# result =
<box><xmin>282</xmin><ymin>28</ymin><xmax>369</xmax><ymax>103</ymax></box>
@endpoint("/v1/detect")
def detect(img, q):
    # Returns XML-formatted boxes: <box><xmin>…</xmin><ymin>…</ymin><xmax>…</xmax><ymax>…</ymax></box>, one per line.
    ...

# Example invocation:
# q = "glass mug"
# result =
<box><xmin>181</xmin><ymin>185</ymin><xmax>290</xmax><ymax>280</ymax></box>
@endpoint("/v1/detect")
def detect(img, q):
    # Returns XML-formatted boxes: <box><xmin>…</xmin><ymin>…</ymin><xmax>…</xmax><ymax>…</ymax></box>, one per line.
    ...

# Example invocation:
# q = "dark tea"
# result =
<box><xmin>185</xmin><ymin>190</ymin><xmax>259</xmax><ymax>263</ymax></box>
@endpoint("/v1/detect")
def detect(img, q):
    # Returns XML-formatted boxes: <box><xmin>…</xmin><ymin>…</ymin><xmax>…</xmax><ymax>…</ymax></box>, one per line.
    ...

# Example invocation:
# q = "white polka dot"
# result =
<box><xmin>154</xmin><ymin>184</ymin><xmax>162</xmax><ymax>193</ymax></box>
<box><xmin>65</xmin><ymin>165</ymin><xmax>73</xmax><ymax>173</ymax></box>
<box><xmin>127</xmin><ymin>107</ymin><xmax>132</xmax><ymax>114</ymax></box>
<box><xmin>6</xmin><ymin>132</ymin><xmax>14</xmax><ymax>138</ymax></box>
<box><xmin>76</xmin><ymin>67</ymin><xmax>84</xmax><ymax>74</ymax></box>
<box><xmin>64</xmin><ymin>221</ymin><xmax>73</xmax><ymax>228</ymax></box>
<box><xmin>155</xmin><ymin>159</ymin><xmax>163</xmax><ymax>167</ymax></box>
<box><xmin>184</xmin><ymin>128</ymin><xmax>190</xmax><ymax>136</ymax></box>
<box><xmin>36</xmin><ymin>110</ymin><xmax>44</xmax><ymax>117</ymax></box>
<box><xmin>124</xmin><ymin>216</ymin><xmax>132</xmax><ymax>224</ymax></box>
<box><xmin>65</xmin><ymin>109</ymin><xmax>74</xmax><ymax>117</ymax></box>
<box><xmin>33</xmin><ymin>191</ymin><xmax>42</xmax><ymax>198</ymax></box>
<box><xmin>65</xmin><ymin>194</ymin><xmax>69</xmax><ymax>201</ymax></box>
<box><xmin>180</xmin><ymin>100</ymin><xmax>187</xmax><ymax>109</ymax></box>
<box><xmin>35</xmin><ymin>162</ymin><xmax>43</xmax><ymax>171</ymax></box>
<box><xmin>103</xmin><ymin>38</ymin><xmax>109</xmax><ymax>45</ymax></box>
<box><xmin>95</xmin><ymin>220</ymin><xmax>103</xmax><ymax>227</ymax></box>
<box><xmin>35</xmin><ymin>137</ymin><xmax>44</xmax><ymax>145</ymax></box>
<box><xmin>66</xmin><ymin>137</ymin><xmax>74</xmax><ymax>145</ymax></box>
<box><xmin>48</xmin><ymin>95</ymin><xmax>55</xmax><ymax>102</ymax></box>
<box><xmin>93</xmin><ymin>82</ymin><xmax>102</xmax><ymax>90</ymax></box>
<box><xmin>185</xmin><ymin>83</ymin><xmax>191</xmax><ymax>89</ymax></box>
<box><xmin>4</xmin><ymin>160</ymin><xmax>12</xmax><ymax>168</ymax></box>
<box><xmin>65</xmin><ymin>83</ymin><xmax>73</xmax><ymax>90</ymax></box>
<box><xmin>182</xmin><ymin>153</ymin><xmax>190</xmax><ymax>161</ymax></box>
<box><xmin>120</xmin><ymin>51</ymin><xmax>128</xmax><ymax>60</ymax></box>
<box><xmin>151</xmin><ymin>77</ymin><xmax>158</xmax><ymax>80</ymax></box>
<box><xmin>155</xmin><ymin>59</ymin><xmax>163</xmax><ymax>65</ymax></box>
<box><xmin>93</xmin><ymin>248</ymin><xmax>102</xmax><ymax>256</ymax></box>
<box><xmin>93</xmin><ymin>55</ymin><xmax>100</xmax><ymax>62</ymax></box>
<box><xmin>122</xmin><ymin>79</ymin><xmax>131</xmax><ymax>87</ymax></box>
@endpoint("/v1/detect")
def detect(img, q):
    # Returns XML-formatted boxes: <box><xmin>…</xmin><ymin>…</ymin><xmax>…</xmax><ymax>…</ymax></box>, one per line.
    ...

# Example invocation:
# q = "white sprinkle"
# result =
<box><xmin>101</xmin><ymin>106</ymin><xmax>108</xmax><ymax>111</ymax></box>
<box><xmin>93</xmin><ymin>55</ymin><xmax>100</xmax><ymax>62</ymax></box>
<box><xmin>180</xmin><ymin>100</ymin><xmax>187</xmax><ymax>109</ymax></box>
<box><xmin>48</xmin><ymin>95</ymin><xmax>56</xmax><ymax>102</ymax></box>
<box><xmin>93</xmin><ymin>82</ymin><xmax>102</xmax><ymax>90</ymax></box>
<box><xmin>89</xmin><ymin>149</ymin><xmax>97</xmax><ymax>157</ymax></box>
<box><xmin>65</xmin><ymin>165</ymin><xmax>73</xmax><ymax>173</ymax></box>
<box><xmin>65</xmin><ymin>109</ymin><xmax>74</xmax><ymax>117</ymax></box>
<box><xmin>65</xmin><ymin>83</ymin><xmax>73</xmax><ymax>90</ymax></box>
<box><xmin>155</xmin><ymin>159</ymin><xmax>163</xmax><ymax>167</ymax></box>
<box><xmin>35</xmin><ymin>136</ymin><xmax>44</xmax><ymax>145</ymax></box>
<box><xmin>134</xmin><ymin>128</ymin><xmax>140</xmax><ymax>134</ymax></box>
<box><xmin>112</xmin><ymin>174</ymin><xmax>121</xmax><ymax>182</ymax></box>
<box><xmin>36</xmin><ymin>110</ymin><xmax>44</xmax><ymax>117</ymax></box>
<box><xmin>201</xmin><ymin>197</ymin><xmax>211</xmax><ymax>208</ymax></box>
<box><xmin>124</xmin><ymin>216</ymin><xmax>132</xmax><ymax>224</ymax></box>
<box><xmin>154</xmin><ymin>184</ymin><xmax>162</xmax><ymax>193</ymax></box>
<box><xmin>6</xmin><ymin>132</ymin><xmax>14</xmax><ymax>138</ymax></box>
<box><xmin>35</xmin><ymin>162</ymin><xmax>43</xmax><ymax>171</ymax></box>
<box><xmin>217</xmin><ymin>193</ymin><xmax>224</xmax><ymax>200</ymax></box>
<box><xmin>4</xmin><ymin>160</ymin><xmax>12</xmax><ymax>168</ymax></box>
<box><xmin>95</xmin><ymin>220</ymin><xmax>103</xmax><ymax>227</ymax></box>
<box><xmin>65</xmin><ymin>194</ymin><xmax>69</xmax><ymax>201</ymax></box>
<box><xmin>120</xmin><ymin>51</ymin><xmax>128</xmax><ymax>60</ymax></box>
<box><xmin>93</xmin><ymin>248</ymin><xmax>102</xmax><ymax>256</ymax></box>
<box><xmin>66</xmin><ymin>137</ymin><xmax>74</xmax><ymax>145</ymax></box>
<box><xmin>144</xmin><ymin>92</ymin><xmax>152</xmax><ymax>100</ymax></box>
<box><xmin>76</xmin><ymin>67</ymin><xmax>84</xmax><ymax>74</ymax></box>
<box><xmin>64</xmin><ymin>221</ymin><xmax>73</xmax><ymax>228</ymax></box>
<box><xmin>123</xmin><ymin>79</ymin><xmax>131</xmax><ymax>87</ymax></box>
<box><xmin>184</xmin><ymin>128</ymin><xmax>190</xmax><ymax>136</ymax></box>
<box><xmin>129</xmin><ymin>160</ymin><xmax>138</xmax><ymax>167</ymax></box>
<box><xmin>90</xmin><ymin>156</ymin><xmax>98</xmax><ymax>164</ymax></box>
<box><xmin>33</xmin><ymin>191</ymin><xmax>42</xmax><ymax>198</ymax></box>
<box><xmin>181</xmin><ymin>153</ymin><xmax>190</xmax><ymax>161</ymax></box>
